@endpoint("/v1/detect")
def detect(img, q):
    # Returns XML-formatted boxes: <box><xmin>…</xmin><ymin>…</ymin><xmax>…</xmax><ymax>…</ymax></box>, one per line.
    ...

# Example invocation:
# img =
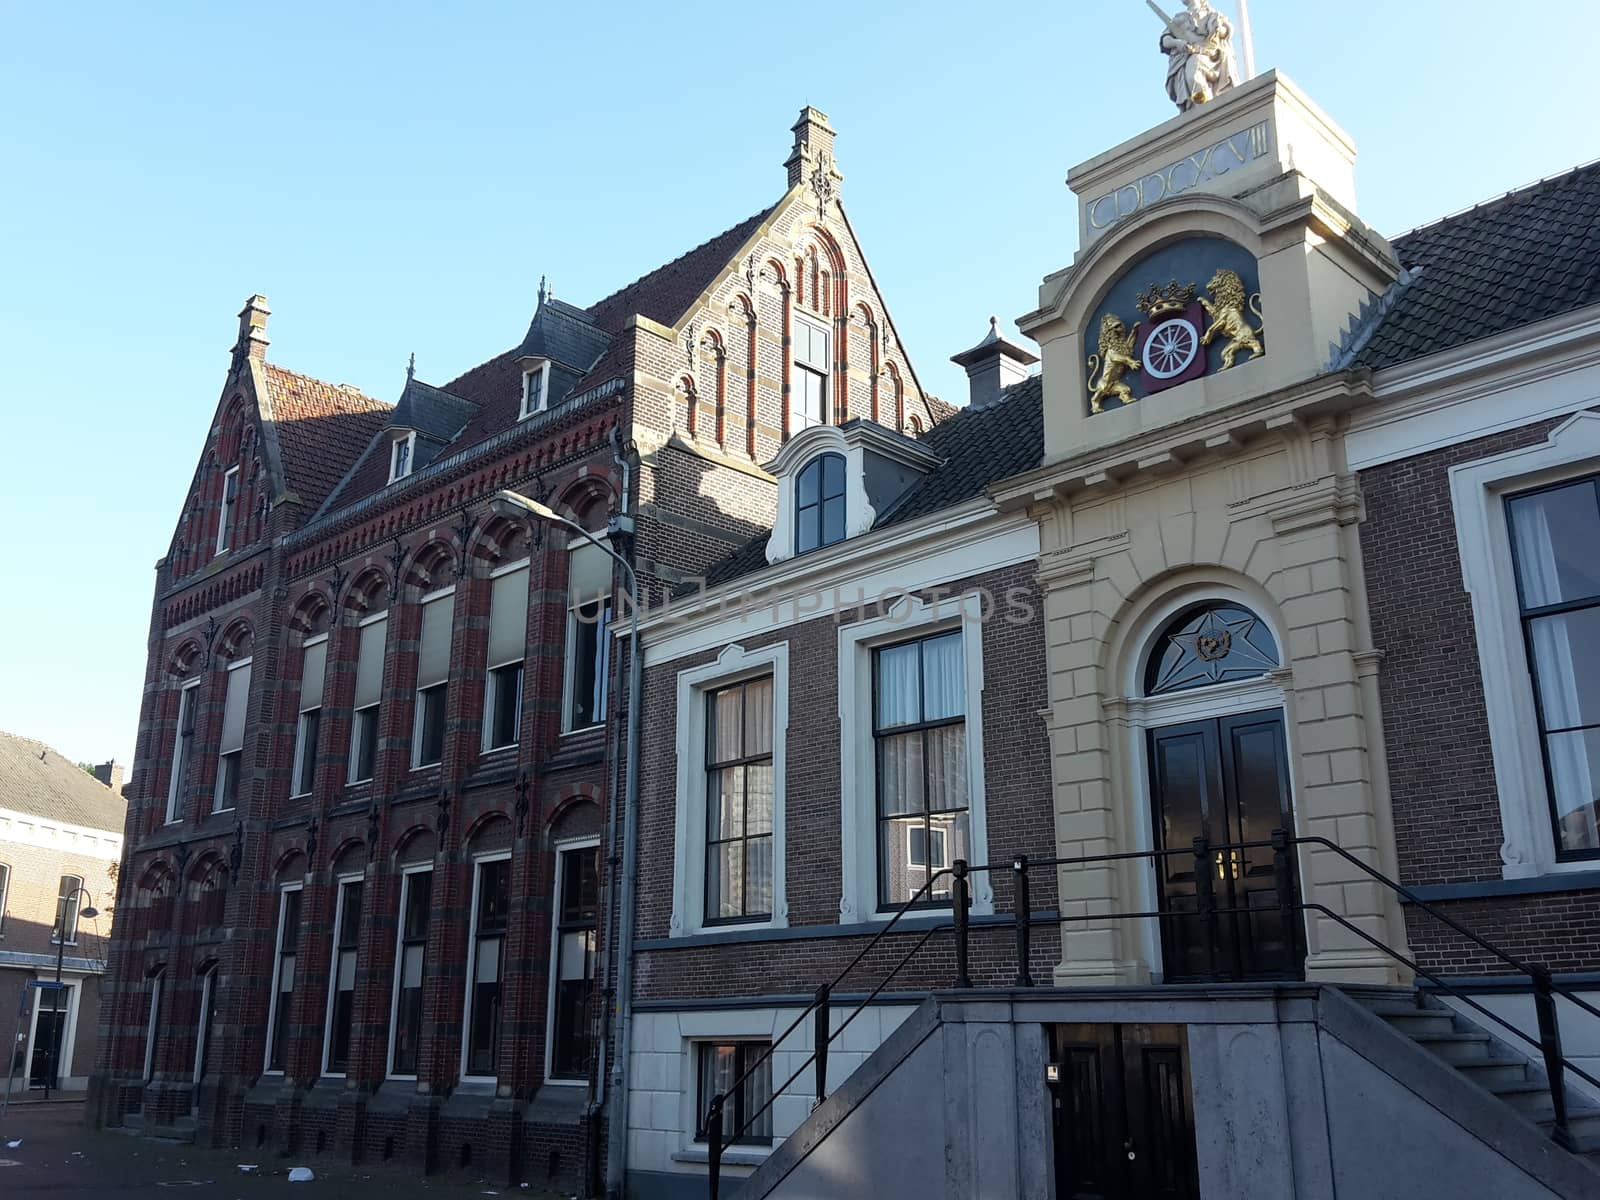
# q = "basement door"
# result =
<box><xmin>1148</xmin><ymin>709</ymin><xmax>1299</xmax><ymax>982</ymax></box>
<box><xmin>1050</xmin><ymin>1022</ymin><xmax>1198</xmax><ymax>1200</ymax></box>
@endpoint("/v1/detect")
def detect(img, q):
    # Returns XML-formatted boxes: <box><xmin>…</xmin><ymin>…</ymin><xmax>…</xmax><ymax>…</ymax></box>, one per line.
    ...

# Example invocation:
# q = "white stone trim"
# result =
<box><xmin>836</xmin><ymin>593</ymin><xmax>993</xmax><ymax>923</ymax></box>
<box><xmin>1449</xmin><ymin>410</ymin><xmax>1600</xmax><ymax>877</ymax></box>
<box><xmin>385</xmin><ymin>863</ymin><xmax>432</xmax><ymax>1081</ymax></box>
<box><xmin>670</xmin><ymin>643</ymin><xmax>790</xmax><ymax>937</ymax></box>
<box><xmin>320</xmin><ymin>872</ymin><xmax>364</xmax><ymax>1078</ymax></box>
<box><xmin>459</xmin><ymin>849</ymin><xmax>512</xmax><ymax>1085</ymax></box>
<box><xmin>0</xmin><ymin>807</ymin><xmax>124</xmax><ymax>862</ymax></box>
<box><xmin>262</xmin><ymin>882</ymin><xmax>302</xmax><ymax>1075</ymax></box>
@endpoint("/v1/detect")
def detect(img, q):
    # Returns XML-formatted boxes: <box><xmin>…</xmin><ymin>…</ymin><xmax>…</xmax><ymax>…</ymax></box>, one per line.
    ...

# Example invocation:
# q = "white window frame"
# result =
<box><xmin>792</xmin><ymin>314</ymin><xmax>831</xmax><ymax>429</ymax></box>
<box><xmin>24</xmin><ymin>976</ymin><xmax>81</xmax><ymax>1090</ymax></box>
<box><xmin>263</xmin><ymin>882</ymin><xmax>303</xmax><ymax>1075</ymax></box>
<box><xmin>321</xmin><ymin>873</ymin><xmax>364</xmax><ymax>1078</ymax></box>
<box><xmin>562</xmin><ymin>538</ymin><xmax>613</xmax><ymax>734</ymax></box>
<box><xmin>291</xmin><ymin>633</ymin><xmax>328</xmax><ymax>798</ymax></box>
<box><xmin>212</xmin><ymin>659</ymin><xmax>249</xmax><ymax>819</ymax></box>
<box><xmin>167</xmin><ymin>679</ymin><xmax>200</xmax><ymax>824</ymax></box>
<box><xmin>193</xmin><ymin>965</ymin><xmax>216</xmax><ymax>1086</ymax></box>
<box><xmin>217</xmin><ymin>465</ymin><xmax>240</xmax><ymax>553</ymax></box>
<box><xmin>459</xmin><ymin>850</ymin><xmax>512</xmax><ymax>1085</ymax></box>
<box><xmin>837</xmin><ymin>593</ymin><xmax>992</xmax><ymax>923</ymax></box>
<box><xmin>482</xmin><ymin>558</ymin><xmax>530</xmax><ymax>753</ymax></box>
<box><xmin>389</xmin><ymin>431</ymin><xmax>417</xmax><ymax>483</ymax></box>
<box><xmin>544</xmin><ymin>836</ymin><xmax>601</xmax><ymax>1086</ymax></box>
<box><xmin>670</xmin><ymin>642</ymin><xmax>790</xmax><ymax>937</ymax></box>
<box><xmin>1450</xmin><ymin>410</ymin><xmax>1600</xmax><ymax>878</ymax></box>
<box><xmin>386</xmin><ymin>863</ymin><xmax>432</xmax><ymax>1080</ymax></box>
<box><xmin>348</xmin><ymin>611</ymin><xmax>386</xmax><ymax>785</ymax></box>
<box><xmin>411</xmin><ymin>585</ymin><xmax>455</xmax><ymax>771</ymax></box>
<box><xmin>52</xmin><ymin>874</ymin><xmax>84</xmax><ymax>945</ymax></box>
<box><xmin>144</xmin><ymin>970</ymin><xmax>163</xmax><ymax>1081</ymax></box>
<box><xmin>520</xmin><ymin>360</ymin><xmax>551</xmax><ymax>420</ymax></box>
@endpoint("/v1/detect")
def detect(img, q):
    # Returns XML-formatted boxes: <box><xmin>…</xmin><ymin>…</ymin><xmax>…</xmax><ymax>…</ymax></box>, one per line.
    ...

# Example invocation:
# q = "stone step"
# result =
<box><xmin>1412</xmin><ymin>1032</ymin><xmax>1500</xmax><ymax>1065</ymax></box>
<box><xmin>1375</xmin><ymin>1010</ymin><xmax>1459</xmax><ymax>1037</ymax></box>
<box><xmin>1454</xmin><ymin>1059</ymin><xmax>1534</xmax><ymax>1090</ymax></box>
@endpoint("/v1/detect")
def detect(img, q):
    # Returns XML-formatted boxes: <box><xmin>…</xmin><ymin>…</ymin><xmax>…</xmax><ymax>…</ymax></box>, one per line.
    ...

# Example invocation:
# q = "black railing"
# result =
<box><xmin>701</xmin><ymin>831</ymin><xmax>1600</xmax><ymax>1195</ymax></box>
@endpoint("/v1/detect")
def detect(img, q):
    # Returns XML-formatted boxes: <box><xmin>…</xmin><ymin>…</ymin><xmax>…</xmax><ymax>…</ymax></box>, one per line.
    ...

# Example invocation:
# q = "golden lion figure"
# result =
<box><xmin>1200</xmin><ymin>268</ymin><xmax>1264</xmax><ymax>370</ymax></box>
<box><xmin>1086</xmin><ymin>313</ymin><xmax>1142</xmax><ymax>413</ymax></box>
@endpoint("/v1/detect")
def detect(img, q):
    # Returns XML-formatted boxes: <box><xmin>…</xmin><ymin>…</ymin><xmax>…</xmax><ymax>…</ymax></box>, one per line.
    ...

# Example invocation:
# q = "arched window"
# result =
<box><xmin>795</xmin><ymin>454</ymin><xmax>846</xmax><ymax>554</ymax></box>
<box><xmin>1144</xmin><ymin>601</ymin><xmax>1279</xmax><ymax>696</ymax></box>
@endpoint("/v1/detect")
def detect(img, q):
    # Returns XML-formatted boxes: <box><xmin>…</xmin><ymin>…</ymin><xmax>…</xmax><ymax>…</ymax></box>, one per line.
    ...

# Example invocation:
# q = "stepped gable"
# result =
<box><xmin>1357</xmin><ymin>160</ymin><xmax>1600</xmax><ymax>370</ymax></box>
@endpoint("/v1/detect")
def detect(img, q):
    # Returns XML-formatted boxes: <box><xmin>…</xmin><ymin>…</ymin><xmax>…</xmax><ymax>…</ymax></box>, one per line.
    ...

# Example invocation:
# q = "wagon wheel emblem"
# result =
<box><xmin>1194</xmin><ymin>629</ymin><xmax>1232</xmax><ymax>662</ymax></box>
<box><xmin>1144</xmin><ymin>317</ymin><xmax>1201</xmax><ymax>380</ymax></box>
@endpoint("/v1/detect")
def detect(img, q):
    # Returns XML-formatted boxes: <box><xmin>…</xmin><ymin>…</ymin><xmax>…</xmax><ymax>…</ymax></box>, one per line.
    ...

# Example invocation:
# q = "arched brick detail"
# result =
<box><xmin>288</xmin><ymin>589</ymin><xmax>333</xmax><ymax>636</ymax></box>
<box><xmin>272</xmin><ymin>848</ymin><xmax>307</xmax><ymax>881</ymax></box>
<box><xmin>404</xmin><ymin>539</ymin><xmax>457</xmax><ymax>590</ymax></box>
<box><xmin>394</xmin><ymin>824</ymin><xmax>437</xmax><ymax>865</ymax></box>
<box><xmin>343</xmin><ymin>566</ymin><xmax>391</xmax><ymax>615</ymax></box>
<box><xmin>328</xmin><ymin>837</ymin><xmax>367</xmax><ymax>876</ymax></box>
<box><xmin>464</xmin><ymin>810</ymin><xmax>514</xmax><ymax>853</ymax></box>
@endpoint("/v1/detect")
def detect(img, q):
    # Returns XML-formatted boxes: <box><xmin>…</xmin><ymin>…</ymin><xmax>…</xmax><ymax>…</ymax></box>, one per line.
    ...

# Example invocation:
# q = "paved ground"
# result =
<box><xmin>0</xmin><ymin>1102</ymin><xmax>571</xmax><ymax>1198</ymax></box>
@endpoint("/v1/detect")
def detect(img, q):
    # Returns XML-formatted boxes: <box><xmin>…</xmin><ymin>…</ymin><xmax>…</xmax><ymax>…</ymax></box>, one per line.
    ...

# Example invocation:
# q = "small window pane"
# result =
<box><xmin>744</xmin><ymin>765</ymin><xmax>774</xmax><ymax>835</ymax></box>
<box><xmin>878</xmin><ymin>732</ymin><xmax>925</xmax><ymax>816</ymax></box>
<box><xmin>821</xmin><ymin>494</ymin><xmax>845</xmax><ymax>547</ymax></box>
<box><xmin>710</xmin><ymin>843</ymin><xmax>743</xmax><ymax>919</ymax></box>
<box><xmin>711</xmin><ymin>768</ymin><xmax>745</xmax><ymax>839</ymax></box>
<box><xmin>1509</xmin><ymin>481</ymin><xmax>1600</xmax><ymax>608</ymax></box>
<box><xmin>875</xmin><ymin>643</ymin><xmax>922</xmax><ymax>729</ymax></box>
<box><xmin>1548</xmin><ymin>729</ymin><xmax>1600</xmax><ymax>853</ymax></box>
<box><xmin>744</xmin><ymin>839</ymin><xmax>773</xmax><ymax>917</ymax></box>
<box><xmin>1528</xmin><ymin>608</ymin><xmax>1600</xmax><ymax>732</ymax></box>
<box><xmin>797</xmin><ymin>460</ymin><xmax>821</xmax><ymax>507</ymax></box>
<box><xmin>477</xmin><ymin>860</ymin><xmax>510</xmax><ymax>932</ymax></box>
<box><xmin>822</xmin><ymin>454</ymin><xmax>844</xmax><ymax>497</ymax></box>
<box><xmin>711</xmin><ymin>688</ymin><xmax>744</xmax><ymax>764</ymax></box>
<box><xmin>921</xmin><ymin>633</ymin><xmax>965</xmax><ymax>721</ymax></box>
<box><xmin>925</xmin><ymin>723</ymin><xmax>968</xmax><ymax>812</ymax></box>
<box><xmin>742</xmin><ymin>677</ymin><xmax>773</xmax><ymax>757</ymax></box>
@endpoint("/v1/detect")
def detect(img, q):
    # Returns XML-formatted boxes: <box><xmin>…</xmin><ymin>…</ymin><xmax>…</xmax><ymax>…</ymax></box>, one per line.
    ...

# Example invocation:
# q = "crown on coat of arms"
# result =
<box><xmin>1134</xmin><ymin>279</ymin><xmax>1198</xmax><ymax>318</ymax></box>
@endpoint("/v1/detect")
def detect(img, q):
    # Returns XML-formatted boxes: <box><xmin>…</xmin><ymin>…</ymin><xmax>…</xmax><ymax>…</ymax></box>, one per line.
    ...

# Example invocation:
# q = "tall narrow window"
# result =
<box><xmin>349</xmin><ymin>614</ymin><xmax>387</xmax><ymax>784</ymax></box>
<box><xmin>167</xmin><ymin>681</ymin><xmax>199</xmax><ymax>823</ymax></box>
<box><xmin>144</xmin><ymin>968</ymin><xmax>165</xmax><ymax>1082</ymax></box>
<box><xmin>484</xmin><ymin>563</ymin><xmax>529</xmax><ymax>751</ymax></box>
<box><xmin>563</xmin><ymin>539</ymin><xmax>612</xmax><ymax>732</ymax></box>
<box><xmin>0</xmin><ymin>862</ymin><xmax>10</xmax><ymax>936</ymax></box>
<box><xmin>193</xmin><ymin>966</ymin><xmax>218</xmax><ymax>1085</ymax></box>
<box><xmin>323</xmin><ymin>878</ymin><xmax>363</xmax><ymax>1075</ymax></box>
<box><xmin>265</xmin><ymin>886</ymin><xmax>303</xmax><ymax>1072</ymax></box>
<box><xmin>1507</xmin><ymin>475</ymin><xmax>1600</xmax><ymax>856</ymax></box>
<box><xmin>873</xmin><ymin>631</ymin><xmax>968</xmax><ymax>909</ymax></box>
<box><xmin>412</xmin><ymin>591</ymin><xmax>454</xmax><ymax>768</ymax></box>
<box><xmin>292</xmin><ymin>635</ymin><xmax>327</xmax><ymax>798</ymax></box>
<box><xmin>464</xmin><ymin>857</ymin><xmax>510</xmax><ymax>1078</ymax></box>
<box><xmin>705</xmin><ymin>678</ymin><xmax>775</xmax><ymax>923</ymax></box>
<box><xmin>521</xmin><ymin>362</ymin><xmax>549</xmax><ymax>419</ymax></box>
<box><xmin>217</xmin><ymin>466</ymin><xmax>239</xmax><ymax>553</ymax></box>
<box><xmin>548</xmin><ymin>844</ymin><xmax>599</xmax><ymax>1080</ymax></box>
<box><xmin>795</xmin><ymin>454</ymin><xmax>846</xmax><ymax>555</ymax></box>
<box><xmin>794</xmin><ymin>317</ymin><xmax>830</xmax><ymax>428</ymax></box>
<box><xmin>214</xmin><ymin>658</ymin><xmax>252</xmax><ymax>813</ymax></box>
<box><xmin>389</xmin><ymin>433</ymin><xmax>415</xmax><ymax>483</ymax></box>
<box><xmin>389</xmin><ymin>868</ymin><xmax>431</xmax><ymax>1076</ymax></box>
<box><xmin>694</xmin><ymin>1041</ymin><xmax>773</xmax><ymax>1146</ymax></box>
<box><xmin>54</xmin><ymin>874</ymin><xmax>84</xmax><ymax>944</ymax></box>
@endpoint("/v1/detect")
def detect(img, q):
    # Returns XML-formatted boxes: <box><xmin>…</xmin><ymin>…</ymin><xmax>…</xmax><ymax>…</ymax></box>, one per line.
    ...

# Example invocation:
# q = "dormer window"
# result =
<box><xmin>521</xmin><ymin>361</ymin><xmax>550</xmax><ymax>420</ymax></box>
<box><xmin>389</xmin><ymin>432</ymin><xmax>416</xmax><ymax>483</ymax></box>
<box><xmin>793</xmin><ymin>316</ymin><xmax>830</xmax><ymax>428</ymax></box>
<box><xmin>796</xmin><ymin>453</ymin><xmax>846</xmax><ymax>554</ymax></box>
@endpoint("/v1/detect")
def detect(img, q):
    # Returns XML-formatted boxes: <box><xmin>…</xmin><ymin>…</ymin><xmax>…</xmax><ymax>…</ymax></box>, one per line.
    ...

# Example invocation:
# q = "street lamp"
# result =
<box><xmin>45</xmin><ymin>885</ymin><xmax>98</xmax><ymax>1100</ymax></box>
<box><xmin>487</xmin><ymin>489</ymin><xmax>642</xmax><ymax>1199</ymax></box>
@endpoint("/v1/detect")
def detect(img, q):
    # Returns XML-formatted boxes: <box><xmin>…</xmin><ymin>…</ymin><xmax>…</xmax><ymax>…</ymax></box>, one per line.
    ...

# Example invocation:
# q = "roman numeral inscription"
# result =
<box><xmin>1086</xmin><ymin>120</ymin><xmax>1272</xmax><ymax>234</ymax></box>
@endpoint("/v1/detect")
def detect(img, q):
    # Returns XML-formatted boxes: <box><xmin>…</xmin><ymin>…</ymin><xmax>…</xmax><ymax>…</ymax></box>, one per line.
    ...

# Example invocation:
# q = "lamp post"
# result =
<box><xmin>488</xmin><ymin>489</ymin><xmax>642</xmax><ymax>1200</ymax></box>
<box><xmin>45</xmin><ymin>886</ymin><xmax>98</xmax><ymax>1100</ymax></box>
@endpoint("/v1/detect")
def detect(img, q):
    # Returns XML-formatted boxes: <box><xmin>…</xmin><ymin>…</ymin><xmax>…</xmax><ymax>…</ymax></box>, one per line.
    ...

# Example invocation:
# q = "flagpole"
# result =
<box><xmin>1237</xmin><ymin>0</ymin><xmax>1257</xmax><ymax>79</ymax></box>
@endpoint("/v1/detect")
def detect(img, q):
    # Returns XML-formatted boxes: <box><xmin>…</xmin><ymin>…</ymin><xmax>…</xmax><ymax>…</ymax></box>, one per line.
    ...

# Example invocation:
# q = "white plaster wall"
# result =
<box><xmin>627</xmin><ymin>1004</ymin><xmax>915</xmax><ymax>1183</ymax></box>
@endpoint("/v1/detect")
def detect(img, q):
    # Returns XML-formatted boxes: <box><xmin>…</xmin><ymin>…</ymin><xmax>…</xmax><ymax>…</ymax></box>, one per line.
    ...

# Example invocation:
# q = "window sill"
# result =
<box><xmin>409</xmin><ymin>762</ymin><xmax>442</xmax><ymax>774</ymax></box>
<box><xmin>673</xmin><ymin>1146</ymin><xmax>771</xmax><ymax>1167</ymax></box>
<box><xmin>1404</xmin><ymin>870</ymin><xmax>1600</xmax><ymax>902</ymax></box>
<box><xmin>480</xmin><ymin>743</ymin><xmax>518</xmax><ymax>758</ymax></box>
<box><xmin>345</xmin><ymin>777</ymin><xmax>374</xmax><ymax>789</ymax></box>
<box><xmin>288</xmin><ymin>791</ymin><xmax>312</xmax><ymax>801</ymax></box>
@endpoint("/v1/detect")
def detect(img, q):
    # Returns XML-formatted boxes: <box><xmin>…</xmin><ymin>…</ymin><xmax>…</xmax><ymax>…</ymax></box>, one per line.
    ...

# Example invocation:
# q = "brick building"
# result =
<box><xmin>0</xmin><ymin>734</ymin><xmax>124</xmax><ymax>1097</ymax></box>
<box><xmin>89</xmin><ymin>108</ymin><xmax>939</xmax><ymax>1195</ymax></box>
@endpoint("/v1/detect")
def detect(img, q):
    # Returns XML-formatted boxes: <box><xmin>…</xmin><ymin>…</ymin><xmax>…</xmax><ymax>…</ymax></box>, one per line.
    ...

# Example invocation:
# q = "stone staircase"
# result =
<box><xmin>1348</xmin><ymin>989</ymin><xmax>1600</xmax><ymax>1173</ymax></box>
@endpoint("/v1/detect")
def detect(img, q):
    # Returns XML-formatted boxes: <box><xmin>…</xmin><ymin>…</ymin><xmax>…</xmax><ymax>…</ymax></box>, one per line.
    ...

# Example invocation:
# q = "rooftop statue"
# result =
<box><xmin>1150</xmin><ymin>0</ymin><xmax>1241</xmax><ymax>111</ymax></box>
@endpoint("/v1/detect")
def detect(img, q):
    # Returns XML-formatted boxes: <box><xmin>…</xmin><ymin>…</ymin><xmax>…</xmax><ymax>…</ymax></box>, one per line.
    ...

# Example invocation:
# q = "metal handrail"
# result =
<box><xmin>700</xmin><ymin>830</ymin><xmax>1599</xmax><ymax>1195</ymax></box>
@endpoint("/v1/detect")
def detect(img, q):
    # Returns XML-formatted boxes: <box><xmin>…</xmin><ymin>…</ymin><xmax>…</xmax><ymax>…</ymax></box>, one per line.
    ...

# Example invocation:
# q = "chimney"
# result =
<box><xmin>92</xmin><ymin>760</ymin><xmax>124</xmax><ymax>792</ymax></box>
<box><xmin>950</xmin><ymin>316</ymin><xmax>1039</xmax><ymax>409</ymax></box>
<box><xmin>785</xmin><ymin>106</ymin><xmax>842</xmax><ymax>194</ymax></box>
<box><xmin>232</xmin><ymin>294</ymin><xmax>271</xmax><ymax>364</ymax></box>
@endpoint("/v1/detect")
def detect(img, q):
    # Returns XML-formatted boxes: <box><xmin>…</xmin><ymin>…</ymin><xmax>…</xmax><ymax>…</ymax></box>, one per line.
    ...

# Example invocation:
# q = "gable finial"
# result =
<box><xmin>538</xmin><ymin>275</ymin><xmax>548</xmax><ymax>307</ymax></box>
<box><xmin>407</xmin><ymin>351</ymin><xmax>415</xmax><ymax>382</ymax></box>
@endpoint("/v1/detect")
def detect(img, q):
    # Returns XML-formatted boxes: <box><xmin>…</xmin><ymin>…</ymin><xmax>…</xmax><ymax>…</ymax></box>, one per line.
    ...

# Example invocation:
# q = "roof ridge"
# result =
<box><xmin>1392</xmin><ymin>157</ymin><xmax>1600</xmax><ymax>243</ymax></box>
<box><xmin>585</xmin><ymin>203</ymin><xmax>776</xmax><ymax>321</ymax></box>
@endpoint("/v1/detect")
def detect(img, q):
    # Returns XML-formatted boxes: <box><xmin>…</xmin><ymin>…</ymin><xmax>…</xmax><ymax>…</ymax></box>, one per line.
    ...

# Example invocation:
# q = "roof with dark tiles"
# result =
<box><xmin>390</xmin><ymin>376</ymin><xmax>478</xmax><ymax>443</ymax></box>
<box><xmin>1357</xmin><ymin>160</ymin><xmax>1600</xmax><ymax>370</ymax></box>
<box><xmin>513</xmin><ymin>298</ymin><xmax>613</xmax><ymax>371</ymax></box>
<box><xmin>0</xmin><ymin>730</ymin><xmax>127</xmax><ymax>834</ymax></box>
<box><xmin>261</xmin><ymin>364</ymin><xmax>392</xmax><ymax>514</ymax></box>
<box><xmin>700</xmin><ymin>376</ymin><xmax>1043</xmax><ymax>589</ymax></box>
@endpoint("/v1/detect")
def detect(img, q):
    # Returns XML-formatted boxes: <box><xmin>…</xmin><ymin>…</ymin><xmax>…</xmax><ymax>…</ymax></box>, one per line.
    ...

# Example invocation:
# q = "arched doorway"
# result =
<box><xmin>1141</xmin><ymin>600</ymin><xmax>1299</xmax><ymax>982</ymax></box>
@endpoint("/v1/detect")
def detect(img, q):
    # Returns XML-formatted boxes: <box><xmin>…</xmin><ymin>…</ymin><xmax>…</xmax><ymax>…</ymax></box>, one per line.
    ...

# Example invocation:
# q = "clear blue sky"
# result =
<box><xmin>0</xmin><ymin>1</ymin><xmax>1588</xmax><ymax>773</ymax></box>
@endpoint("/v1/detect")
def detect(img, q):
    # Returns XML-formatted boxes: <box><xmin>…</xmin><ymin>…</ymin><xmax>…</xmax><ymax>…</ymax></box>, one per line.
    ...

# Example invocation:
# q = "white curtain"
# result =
<box><xmin>1511</xmin><ymin>499</ymin><xmax>1598</xmax><ymax>850</ymax></box>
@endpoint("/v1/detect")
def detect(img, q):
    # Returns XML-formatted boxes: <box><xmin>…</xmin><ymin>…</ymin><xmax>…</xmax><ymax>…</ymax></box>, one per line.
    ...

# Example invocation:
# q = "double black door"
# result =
<box><xmin>1051</xmin><ymin>1022</ymin><xmax>1198</xmax><ymax>1200</ymax></box>
<box><xmin>1148</xmin><ymin>710</ymin><xmax>1298</xmax><ymax>982</ymax></box>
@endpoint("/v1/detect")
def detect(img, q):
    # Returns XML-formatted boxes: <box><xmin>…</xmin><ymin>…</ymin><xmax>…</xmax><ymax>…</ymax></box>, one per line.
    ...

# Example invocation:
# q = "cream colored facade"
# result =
<box><xmin>999</xmin><ymin>72</ymin><xmax>1410</xmax><ymax>986</ymax></box>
